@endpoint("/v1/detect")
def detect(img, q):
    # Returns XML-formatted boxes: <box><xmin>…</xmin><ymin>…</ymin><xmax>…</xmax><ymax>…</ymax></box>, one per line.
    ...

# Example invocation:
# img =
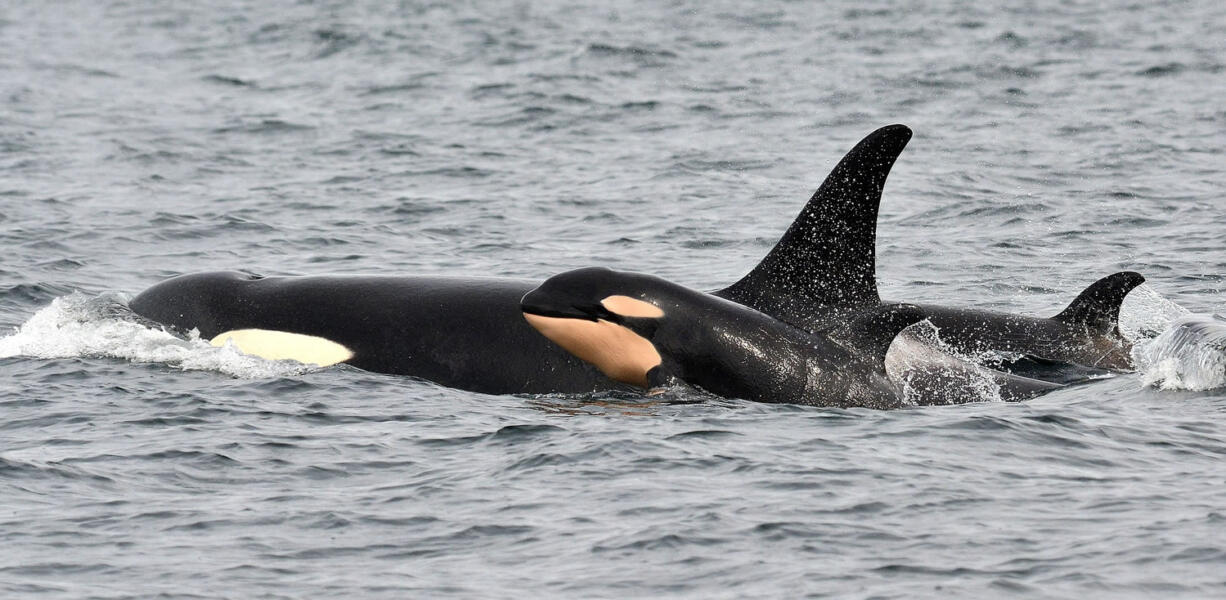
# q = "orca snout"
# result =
<box><xmin>521</xmin><ymin>277</ymin><xmax>664</xmax><ymax>389</ymax></box>
<box><xmin>522</xmin><ymin>267</ymin><xmax>666</xmax><ymax>324</ymax></box>
<box><xmin>520</xmin><ymin>288</ymin><xmax>611</xmax><ymax>322</ymax></box>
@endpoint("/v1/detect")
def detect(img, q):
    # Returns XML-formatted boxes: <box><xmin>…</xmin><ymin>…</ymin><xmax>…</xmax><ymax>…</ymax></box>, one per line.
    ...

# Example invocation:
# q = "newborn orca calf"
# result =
<box><xmin>522</xmin><ymin>267</ymin><xmax>927</xmax><ymax>408</ymax></box>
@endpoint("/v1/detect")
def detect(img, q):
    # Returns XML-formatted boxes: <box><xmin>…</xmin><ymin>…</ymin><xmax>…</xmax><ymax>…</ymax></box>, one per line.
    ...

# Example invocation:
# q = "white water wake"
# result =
<box><xmin>0</xmin><ymin>293</ymin><xmax>315</xmax><ymax>379</ymax></box>
<box><xmin>1120</xmin><ymin>284</ymin><xmax>1226</xmax><ymax>391</ymax></box>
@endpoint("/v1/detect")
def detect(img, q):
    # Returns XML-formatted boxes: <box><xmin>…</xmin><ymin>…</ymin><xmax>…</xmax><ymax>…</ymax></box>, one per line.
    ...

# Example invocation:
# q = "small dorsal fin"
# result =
<box><xmin>1052</xmin><ymin>271</ymin><xmax>1145</xmax><ymax>333</ymax></box>
<box><xmin>842</xmin><ymin>303</ymin><xmax>928</xmax><ymax>368</ymax></box>
<box><xmin>714</xmin><ymin>124</ymin><xmax>912</xmax><ymax>330</ymax></box>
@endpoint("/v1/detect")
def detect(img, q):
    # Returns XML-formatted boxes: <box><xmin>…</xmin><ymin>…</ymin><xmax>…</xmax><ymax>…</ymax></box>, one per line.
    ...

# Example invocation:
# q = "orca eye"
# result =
<box><xmin>577</xmin><ymin>303</ymin><xmax>619</xmax><ymax>322</ymax></box>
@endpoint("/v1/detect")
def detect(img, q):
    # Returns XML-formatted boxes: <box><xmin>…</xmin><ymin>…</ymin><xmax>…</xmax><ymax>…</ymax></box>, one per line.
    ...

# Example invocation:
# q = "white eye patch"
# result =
<box><xmin>601</xmin><ymin>295</ymin><xmax>664</xmax><ymax>318</ymax></box>
<box><xmin>210</xmin><ymin>329</ymin><xmax>353</xmax><ymax>366</ymax></box>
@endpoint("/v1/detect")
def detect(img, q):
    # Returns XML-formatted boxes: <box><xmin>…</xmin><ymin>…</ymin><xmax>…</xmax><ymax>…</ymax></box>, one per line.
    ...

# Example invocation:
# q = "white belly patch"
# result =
<box><xmin>209</xmin><ymin>329</ymin><xmax>354</xmax><ymax>367</ymax></box>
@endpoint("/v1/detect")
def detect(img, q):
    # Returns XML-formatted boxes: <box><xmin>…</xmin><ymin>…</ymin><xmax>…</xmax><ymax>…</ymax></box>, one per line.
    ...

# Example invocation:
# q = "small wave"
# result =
<box><xmin>1137</xmin><ymin>63</ymin><xmax>1186</xmax><ymax>77</ymax></box>
<box><xmin>584</xmin><ymin>43</ymin><xmax>677</xmax><ymax>60</ymax></box>
<box><xmin>620</xmin><ymin>100</ymin><xmax>660</xmax><ymax>110</ymax></box>
<box><xmin>312</xmin><ymin>28</ymin><xmax>363</xmax><ymax>59</ymax></box>
<box><xmin>0</xmin><ymin>282</ymin><xmax>76</xmax><ymax>308</ymax></box>
<box><xmin>202</xmin><ymin>74</ymin><xmax>256</xmax><ymax>88</ymax></box>
<box><xmin>0</xmin><ymin>293</ymin><xmax>316</xmax><ymax>379</ymax></box>
<box><xmin>671</xmin><ymin>158</ymin><xmax>776</xmax><ymax>173</ymax></box>
<box><xmin>212</xmin><ymin>119</ymin><xmax>315</xmax><ymax>135</ymax></box>
<box><xmin>361</xmin><ymin>81</ymin><xmax>426</xmax><ymax>96</ymax></box>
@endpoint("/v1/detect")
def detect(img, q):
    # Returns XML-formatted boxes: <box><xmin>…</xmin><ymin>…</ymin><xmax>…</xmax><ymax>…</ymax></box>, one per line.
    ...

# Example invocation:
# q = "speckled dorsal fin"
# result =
<box><xmin>713</xmin><ymin>124</ymin><xmax>912</xmax><ymax>329</ymax></box>
<box><xmin>1052</xmin><ymin>271</ymin><xmax>1146</xmax><ymax>333</ymax></box>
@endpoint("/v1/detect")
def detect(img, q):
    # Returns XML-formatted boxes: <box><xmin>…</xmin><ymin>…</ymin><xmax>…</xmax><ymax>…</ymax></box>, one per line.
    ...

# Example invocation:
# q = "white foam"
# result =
<box><xmin>0</xmin><ymin>293</ymin><xmax>318</xmax><ymax>379</ymax></box>
<box><xmin>1118</xmin><ymin>283</ymin><xmax>1192</xmax><ymax>341</ymax></box>
<box><xmin>885</xmin><ymin>320</ymin><xmax>1005</xmax><ymax>405</ymax></box>
<box><xmin>1118</xmin><ymin>284</ymin><xmax>1226</xmax><ymax>391</ymax></box>
<box><xmin>1132</xmin><ymin>314</ymin><xmax>1226</xmax><ymax>391</ymax></box>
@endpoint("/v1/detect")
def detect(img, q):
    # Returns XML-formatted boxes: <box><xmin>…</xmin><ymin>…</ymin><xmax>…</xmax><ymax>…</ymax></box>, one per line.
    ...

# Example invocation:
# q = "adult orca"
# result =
<box><xmin>521</xmin><ymin>267</ymin><xmax>927</xmax><ymax>408</ymax></box>
<box><xmin>129</xmin><ymin>272</ymin><xmax>622</xmax><ymax>394</ymax></box>
<box><xmin>713</xmin><ymin>124</ymin><xmax>1144</xmax><ymax>380</ymax></box>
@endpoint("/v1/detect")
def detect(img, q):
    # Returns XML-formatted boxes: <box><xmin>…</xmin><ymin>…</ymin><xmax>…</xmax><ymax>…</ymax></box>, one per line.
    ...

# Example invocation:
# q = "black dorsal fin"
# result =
<box><xmin>714</xmin><ymin>124</ymin><xmax>912</xmax><ymax>330</ymax></box>
<box><xmin>842</xmin><ymin>303</ymin><xmax>928</xmax><ymax>368</ymax></box>
<box><xmin>1052</xmin><ymin>271</ymin><xmax>1145</xmax><ymax>333</ymax></box>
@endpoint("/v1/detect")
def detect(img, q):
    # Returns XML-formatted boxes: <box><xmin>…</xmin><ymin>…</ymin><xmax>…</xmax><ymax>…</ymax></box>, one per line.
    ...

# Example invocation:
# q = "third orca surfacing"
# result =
<box><xmin>715</xmin><ymin>124</ymin><xmax>1144</xmax><ymax>384</ymax></box>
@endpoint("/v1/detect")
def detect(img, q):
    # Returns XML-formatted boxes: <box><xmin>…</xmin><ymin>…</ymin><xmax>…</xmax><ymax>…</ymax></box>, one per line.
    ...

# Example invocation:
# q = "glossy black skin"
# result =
<box><xmin>717</xmin><ymin>124</ymin><xmax>1143</xmax><ymax>381</ymax></box>
<box><xmin>128</xmin><ymin>124</ymin><xmax>1139</xmax><ymax>402</ymax></box>
<box><xmin>129</xmin><ymin>271</ymin><xmax>625</xmax><ymax>394</ymax></box>
<box><xmin>128</xmin><ymin>125</ymin><xmax>920</xmax><ymax>398</ymax></box>
<box><xmin>522</xmin><ymin>267</ymin><xmax>927</xmax><ymax>408</ymax></box>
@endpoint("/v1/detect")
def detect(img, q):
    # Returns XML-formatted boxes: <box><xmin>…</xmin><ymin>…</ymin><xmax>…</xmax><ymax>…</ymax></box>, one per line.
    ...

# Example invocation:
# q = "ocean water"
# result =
<box><xmin>2</xmin><ymin>1</ymin><xmax>1225</xmax><ymax>598</ymax></box>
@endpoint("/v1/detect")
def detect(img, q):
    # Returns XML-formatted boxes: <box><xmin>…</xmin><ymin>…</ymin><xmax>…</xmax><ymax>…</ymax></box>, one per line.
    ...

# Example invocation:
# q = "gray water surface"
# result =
<box><xmin>2</xmin><ymin>1</ymin><xmax>1225</xmax><ymax>598</ymax></box>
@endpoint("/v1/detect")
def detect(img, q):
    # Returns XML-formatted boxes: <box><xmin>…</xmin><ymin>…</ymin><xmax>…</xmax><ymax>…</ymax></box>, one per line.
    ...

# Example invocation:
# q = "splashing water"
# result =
<box><xmin>886</xmin><ymin>281</ymin><xmax>1226</xmax><ymax>399</ymax></box>
<box><xmin>0</xmin><ymin>293</ymin><xmax>317</xmax><ymax>379</ymax></box>
<box><xmin>885</xmin><ymin>320</ymin><xmax>1005</xmax><ymax>405</ymax></box>
<box><xmin>1120</xmin><ymin>284</ymin><xmax>1226</xmax><ymax>391</ymax></box>
<box><xmin>1133</xmin><ymin>314</ymin><xmax>1226</xmax><ymax>391</ymax></box>
<box><xmin>1118</xmin><ymin>284</ymin><xmax>1192</xmax><ymax>340</ymax></box>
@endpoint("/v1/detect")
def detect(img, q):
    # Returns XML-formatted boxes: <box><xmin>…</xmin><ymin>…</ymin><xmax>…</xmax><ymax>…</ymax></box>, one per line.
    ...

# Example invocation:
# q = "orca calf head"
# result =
<box><xmin>521</xmin><ymin>267</ymin><xmax>669</xmax><ymax>388</ymax></box>
<box><xmin>523</xmin><ymin>267</ymin><xmax>929</xmax><ymax>407</ymax></box>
